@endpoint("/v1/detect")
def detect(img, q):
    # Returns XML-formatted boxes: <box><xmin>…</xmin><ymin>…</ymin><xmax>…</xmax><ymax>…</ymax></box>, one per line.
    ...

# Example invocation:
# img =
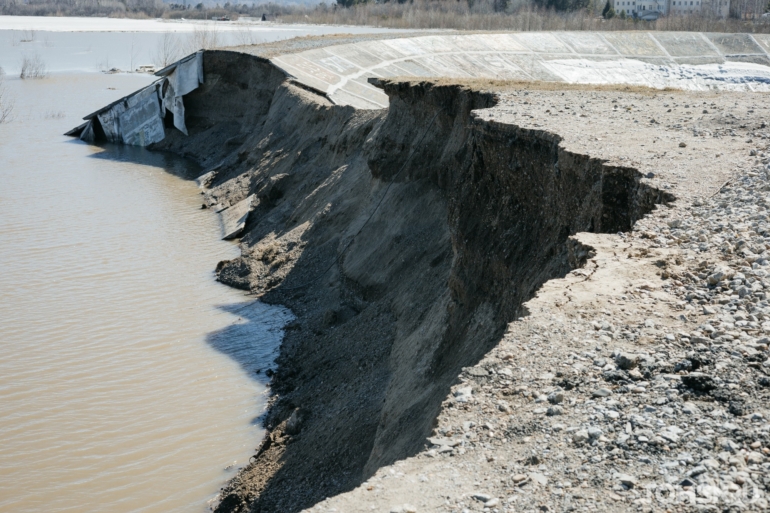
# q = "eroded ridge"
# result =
<box><xmin>309</xmin><ymin>94</ymin><xmax>770</xmax><ymax>513</ymax></box>
<box><xmin>70</xmin><ymin>41</ymin><xmax>768</xmax><ymax>512</ymax></box>
<box><xmin>135</xmin><ymin>50</ymin><xmax>673</xmax><ymax>512</ymax></box>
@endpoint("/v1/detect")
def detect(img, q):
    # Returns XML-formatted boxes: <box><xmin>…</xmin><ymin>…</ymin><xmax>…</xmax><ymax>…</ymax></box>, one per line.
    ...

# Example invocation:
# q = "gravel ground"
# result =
<box><xmin>300</xmin><ymin>88</ymin><xmax>770</xmax><ymax>512</ymax></box>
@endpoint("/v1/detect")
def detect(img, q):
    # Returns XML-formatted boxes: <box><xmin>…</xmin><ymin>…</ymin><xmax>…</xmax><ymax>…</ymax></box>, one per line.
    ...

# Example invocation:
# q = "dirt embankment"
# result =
<box><xmin>151</xmin><ymin>50</ymin><xmax>670</xmax><ymax>513</ymax></box>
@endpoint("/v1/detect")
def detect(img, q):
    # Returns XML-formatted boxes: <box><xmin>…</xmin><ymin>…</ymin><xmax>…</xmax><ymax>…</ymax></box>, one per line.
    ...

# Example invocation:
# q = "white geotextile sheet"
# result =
<box><xmin>92</xmin><ymin>83</ymin><xmax>166</xmax><ymax>146</ymax></box>
<box><xmin>162</xmin><ymin>52</ymin><xmax>204</xmax><ymax>135</ymax></box>
<box><xmin>78</xmin><ymin>52</ymin><xmax>204</xmax><ymax>145</ymax></box>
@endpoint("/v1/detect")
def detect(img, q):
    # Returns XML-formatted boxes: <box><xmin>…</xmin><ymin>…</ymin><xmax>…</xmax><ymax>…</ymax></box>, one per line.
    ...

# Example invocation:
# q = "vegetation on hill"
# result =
<box><xmin>0</xmin><ymin>0</ymin><xmax>768</xmax><ymax>32</ymax></box>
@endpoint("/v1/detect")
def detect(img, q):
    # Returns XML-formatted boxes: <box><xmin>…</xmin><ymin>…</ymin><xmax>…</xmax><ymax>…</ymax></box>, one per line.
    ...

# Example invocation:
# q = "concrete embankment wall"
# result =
<box><xmin>146</xmin><ymin>50</ymin><xmax>672</xmax><ymax>512</ymax></box>
<box><xmin>267</xmin><ymin>32</ymin><xmax>770</xmax><ymax>109</ymax></box>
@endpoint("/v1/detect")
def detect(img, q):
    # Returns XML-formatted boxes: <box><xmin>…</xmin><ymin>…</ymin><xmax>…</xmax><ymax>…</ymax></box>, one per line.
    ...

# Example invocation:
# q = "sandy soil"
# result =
<box><xmin>300</xmin><ymin>86</ymin><xmax>770</xmax><ymax>512</ymax></box>
<box><xmin>146</xmin><ymin>47</ymin><xmax>770</xmax><ymax>513</ymax></box>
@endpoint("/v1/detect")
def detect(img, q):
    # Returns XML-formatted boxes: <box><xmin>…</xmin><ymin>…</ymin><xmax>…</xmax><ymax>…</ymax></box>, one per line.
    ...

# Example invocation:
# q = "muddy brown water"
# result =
<box><xmin>0</xmin><ymin>74</ymin><xmax>292</xmax><ymax>512</ymax></box>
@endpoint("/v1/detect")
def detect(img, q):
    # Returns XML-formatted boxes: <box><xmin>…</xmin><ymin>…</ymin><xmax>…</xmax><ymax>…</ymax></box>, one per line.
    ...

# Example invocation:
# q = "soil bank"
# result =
<box><xmin>149</xmin><ymin>49</ymin><xmax>770</xmax><ymax>512</ymax></box>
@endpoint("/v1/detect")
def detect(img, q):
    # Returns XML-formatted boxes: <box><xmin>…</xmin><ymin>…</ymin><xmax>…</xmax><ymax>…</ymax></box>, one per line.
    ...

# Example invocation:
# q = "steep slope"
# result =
<box><xmin>150</xmin><ymin>50</ymin><xmax>670</xmax><ymax>513</ymax></box>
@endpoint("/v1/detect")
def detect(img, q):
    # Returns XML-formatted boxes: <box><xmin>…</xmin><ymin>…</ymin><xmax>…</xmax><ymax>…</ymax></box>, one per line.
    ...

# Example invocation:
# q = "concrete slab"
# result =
<box><xmin>269</xmin><ymin>32</ymin><xmax>770</xmax><ymax>110</ymax></box>
<box><xmin>752</xmin><ymin>34</ymin><xmax>770</xmax><ymax>56</ymax></box>
<box><xmin>706</xmin><ymin>33</ymin><xmax>765</xmax><ymax>56</ymax></box>
<box><xmin>652</xmin><ymin>32</ymin><xmax>719</xmax><ymax>57</ymax></box>
<box><xmin>601</xmin><ymin>32</ymin><xmax>668</xmax><ymax>57</ymax></box>
<box><xmin>220</xmin><ymin>194</ymin><xmax>254</xmax><ymax>240</ymax></box>
<box><xmin>556</xmin><ymin>32</ymin><xmax>618</xmax><ymax>56</ymax></box>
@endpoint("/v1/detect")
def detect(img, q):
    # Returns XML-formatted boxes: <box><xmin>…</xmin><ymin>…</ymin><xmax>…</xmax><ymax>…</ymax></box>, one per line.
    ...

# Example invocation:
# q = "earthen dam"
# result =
<box><xmin>69</xmin><ymin>31</ymin><xmax>770</xmax><ymax>513</ymax></box>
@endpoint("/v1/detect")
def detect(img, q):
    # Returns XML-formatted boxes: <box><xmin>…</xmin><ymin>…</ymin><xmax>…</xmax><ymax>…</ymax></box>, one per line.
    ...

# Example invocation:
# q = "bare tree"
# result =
<box><xmin>0</xmin><ymin>68</ymin><xmax>14</xmax><ymax>123</ymax></box>
<box><xmin>184</xmin><ymin>23</ymin><xmax>221</xmax><ymax>54</ymax></box>
<box><xmin>19</xmin><ymin>53</ymin><xmax>48</xmax><ymax>79</ymax></box>
<box><xmin>20</xmin><ymin>29</ymin><xmax>35</xmax><ymax>42</ymax></box>
<box><xmin>129</xmin><ymin>34</ymin><xmax>140</xmax><ymax>72</ymax></box>
<box><xmin>233</xmin><ymin>27</ymin><xmax>260</xmax><ymax>47</ymax></box>
<box><xmin>154</xmin><ymin>32</ymin><xmax>182</xmax><ymax>68</ymax></box>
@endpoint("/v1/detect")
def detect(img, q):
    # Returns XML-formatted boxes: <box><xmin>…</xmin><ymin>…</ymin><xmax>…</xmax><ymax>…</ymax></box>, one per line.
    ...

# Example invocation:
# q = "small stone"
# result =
<box><xmin>546</xmin><ymin>406</ymin><xmax>564</xmax><ymax>416</ymax></box>
<box><xmin>696</xmin><ymin>484</ymin><xmax>722</xmax><ymax>499</ymax></box>
<box><xmin>682</xmin><ymin>402</ymin><xmax>699</xmax><ymax>414</ymax></box>
<box><xmin>615</xmin><ymin>352</ymin><xmax>639</xmax><ymax>370</ymax></box>
<box><xmin>573</xmin><ymin>430</ymin><xmax>589</xmax><ymax>444</ymax></box>
<box><xmin>588</xmin><ymin>426</ymin><xmax>603</xmax><ymax>439</ymax></box>
<box><xmin>679</xmin><ymin>142</ymin><xmax>687</xmax><ymax>148</ymax></box>
<box><xmin>547</xmin><ymin>392</ymin><xmax>564</xmax><ymax>404</ymax></box>
<box><xmin>721</xmin><ymin>439</ymin><xmax>740</xmax><ymax>453</ymax></box>
<box><xmin>529</xmin><ymin>472</ymin><xmax>548</xmax><ymax>485</ymax></box>
<box><xmin>728</xmin><ymin>401</ymin><xmax>746</xmax><ymax>416</ymax></box>
<box><xmin>485</xmin><ymin>498</ymin><xmax>500</xmax><ymax>507</ymax></box>
<box><xmin>592</xmin><ymin>388</ymin><xmax>612</xmax><ymax>398</ymax></box>
<box><xmin>512</xmin><ymin>474</ymin><xmax>528</xmax><ymax>483</ymax></box>
<box><xmin>681</xmin><ymin>373</ymin><xmax>716</xmax><ymax>392</ymax></box>
<box><xmin>472</xmin><ymin>493</ymin><xmax>492</xmax><ymax>503</ymax></box>
<box><xmin>617</xmin><ymin>473</ymin><xmax>637</xmax><ymax>488</ymax></box>
<box><xmin>467</xmin><ymin>367</ymin><xmax>488</xmax><ymax>377</ymax></box>
<box><xmin>454</xmin><ymin>387</ymin><xmax>473</xmax><ymax>403</ymax></box>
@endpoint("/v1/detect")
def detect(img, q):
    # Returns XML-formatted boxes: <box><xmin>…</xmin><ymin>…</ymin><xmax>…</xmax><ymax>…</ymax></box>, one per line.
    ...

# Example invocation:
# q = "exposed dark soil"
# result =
<box><xmin>150</xmin><ymin>50</ymin><xmax>671</xmax><ymax>513</ymax></box>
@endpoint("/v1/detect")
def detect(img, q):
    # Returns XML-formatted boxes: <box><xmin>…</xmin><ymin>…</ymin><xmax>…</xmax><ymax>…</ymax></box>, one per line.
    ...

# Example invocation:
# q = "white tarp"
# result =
<box><xmin>161</xmin><ymin>51</ymin><xmax>204</xmax><ymax>136</ymax></box>
<box><xmin>120</xmin><ymin>86</ymin><xmax>166</xmax><ymax>146</ymax></box>
<box><xmin>162</xmin><ymin>80</ymin><xmax>188</xmax><ymax>136</ymax></box>
<box><xmin>170</xmin><ymin>52</ymin><xmax>204</xmax><ymax>97</ymax></box>
<box><xmin>93</xmin><ymin>82</ymin><xmax>165</xmax><ymax>146</ymax></box>
<box><xmin>68</xmin><ymin>52</ymin><xmax>204</xmax><ymax>146</ymax></box>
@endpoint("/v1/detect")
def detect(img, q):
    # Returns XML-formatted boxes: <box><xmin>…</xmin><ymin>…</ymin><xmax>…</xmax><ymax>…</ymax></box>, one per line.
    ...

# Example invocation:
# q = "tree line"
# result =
<box><xmin>0</xmin><ymin>0</ymin><xmax>766</xmax><ymax>21</ymax></box>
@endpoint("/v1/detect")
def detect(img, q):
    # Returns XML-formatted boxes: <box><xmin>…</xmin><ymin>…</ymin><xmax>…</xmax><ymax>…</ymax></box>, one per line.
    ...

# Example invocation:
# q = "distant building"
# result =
<box><xmin>610</xmin><ymin>0</ymin><xmax>729</xmax><ymax>18</ymax></box>
<box><xmin>668</xmin><ymin>0</ymin><xmax>703</xmax><ymax>16</ymax></box>
<box><xmin>702</xmin><ymin>0</ymin><xmax>730</xmax><ymax>18</ymax></box>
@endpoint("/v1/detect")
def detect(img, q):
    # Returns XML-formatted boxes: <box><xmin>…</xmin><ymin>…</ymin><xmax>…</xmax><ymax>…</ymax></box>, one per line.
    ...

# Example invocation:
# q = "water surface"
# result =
<box><xmin>0</xmin><ymin>16</ymin><xmax>407</xmax><ymax>75</ymax></box>
<box><xmin>0</xmin><ymin>72</ymin><xmax>292</xmax><ymax>512</ymax></box>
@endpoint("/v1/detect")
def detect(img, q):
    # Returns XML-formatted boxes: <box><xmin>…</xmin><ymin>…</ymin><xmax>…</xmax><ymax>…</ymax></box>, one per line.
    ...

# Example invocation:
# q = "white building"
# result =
<box><xmin>668</xmin><ymin>0</ymin><xmax>701</xmax><ymax>16</ymax></box>
<box><xmin>610</xmin><ymin>0</ymin><xmax>729</xmax><ymax>18</ymax></box>
<box><xmin>702</xmin><ymin>0</ymin><xmax>730</xmax><ymax>18</ymax></box>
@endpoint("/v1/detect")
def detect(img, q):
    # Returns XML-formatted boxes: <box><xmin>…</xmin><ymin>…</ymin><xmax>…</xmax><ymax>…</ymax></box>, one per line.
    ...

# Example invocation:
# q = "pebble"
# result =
<box><xmin>572</xmin><ymin>430</ymin><xmax>589</xmax><ymax>444</ymax></box>
<box><xmin>614</xmin><ymin>352</ymin><xmax>639</xmax><ymax>370</ymax></box>
<box><xmin>587</xmin><ymin>426</ymin><xmax>603</xmax><ymax>439</ymax></box>
<box><xmin>617</xmin><ymin>473</ymin><xmax>637</xmax><ymax>488</ymax></box>
<box><xmin>546</xmin><ymin>406</ymin><xmax>564</xmax><ymax>416</ymax></box>
<box><xmin>547</xmin><ymin>392</ymin><xmax>564</xmax><ymax>404</ymax></box>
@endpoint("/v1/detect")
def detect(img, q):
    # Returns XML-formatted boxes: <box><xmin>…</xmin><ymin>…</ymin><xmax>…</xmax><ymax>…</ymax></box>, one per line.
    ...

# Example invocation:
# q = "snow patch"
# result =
<box><xmin>541</xmin><ymin>58</ymin><xmax>770</xmax><ymax>92</ymax></box>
